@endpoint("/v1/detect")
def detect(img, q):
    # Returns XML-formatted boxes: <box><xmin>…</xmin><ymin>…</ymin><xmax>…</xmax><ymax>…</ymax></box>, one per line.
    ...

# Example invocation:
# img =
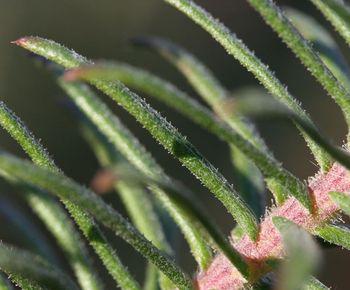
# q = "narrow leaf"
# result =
<box><xmin>316</xmin><ymin>224</ymin><xmax>350</xmax><ymax>249</ymax></box>
<box><xmin>0</xmin><ymin>243</ymin><xmax>79</xmax><ymax>290</ymax></box>
<box><xmin>131</xmin><ymin>37</ymin><xmax>268</xmax><ymax>152</ymax></box>
<box><xmin>61</xmin><ymin>81</ymin><xmax>213</xmax><ymax>271</ymax></box>
<box><xmin>0</xmin><ymin>274</ymin><xmax>12</xmax><ymax>290</ymax></box>
<box><xmin>0</xmin><ymin>197</ymin><xmax>59</xmax><ymax>264</ymax></box>
<box><xmin>0</xmin><ymin>152</ymin><xmax>192</xmax><ymax>289</ymax></box>
<box><xmin>285</xmin><ymin>7</ymin><xmax>350</xmax><ymax>91</ymax></box>
<box><xmin>15</xmin><ymin>37</ymin><xmax>259</xmax><ymax>240</ymax></box>
<box><xmin>246</xmin><ymin>0</ymin><xmax>350</xmax><ymax>144</ymax></box>
<box><xmin>5</xmin><ymin>275</ymin><xmax>44</xmax><ymax>290</ymax></box>
<box><xmin>0</xmin><ymin>101</ymin><xmax>139</xmax><ymax>290</ymax></box>
<box><xmin>75</xmin><ymin>75</ymin><xmax>260</xmax><ymax>240</ymax></box>
<box><xmin>107</xmin><ymin>165</ymin><xmax>250</xmax><ymax>278</ymax></box>
<box><xmin>160</xmin><ymin>0</ymin><xmax>332</xmax><ymax>172</ymax></box>
<box><xmin>303</xmin><ymin>277</ymin><xmax>329</xmax><ymax>290</ymax></box>
<box><xmin>81</xmin><ymin>117</ymin><xmax>170</xmax><ymax>288</ymax></box>
<box><xmin>70</xmin><ymin>59</ymin><xmax>266</xmax><ymax>217</ymax></box>
<box><xmin>273</xmin><ymin>217</ymin><xmax>321</xmax><ymax>290</ymax></box>
<box><xmin>132</xmin><ymin>37</ymin><xmax>267</xmax><ymax>217</ymax></box>
<box><xmin>143</xmin><ymin>266</ymin><xmax>158</xmax><ymax>290</ymax></box>
<box><xmin>64</xmin><ymin>61</ymin><xmax>308</xmax><ymax>211</ymax></box>
<box><xmin>310</xmin><ymin>0</ymin><xmax>350</xmax><ymax>47</ymax></box>
<box><xmin>329</xmin><ymin>191</ymin><xmax>350</xmax><ymax>215</ymax></box>
<box><xmin>226</xmin><ymin>90</ymin><xmax>350</xmax><ymax>171</ymax></box>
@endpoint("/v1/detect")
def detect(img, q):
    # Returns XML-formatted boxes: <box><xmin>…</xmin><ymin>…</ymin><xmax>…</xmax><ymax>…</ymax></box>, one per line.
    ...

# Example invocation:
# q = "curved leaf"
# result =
<box><xmin>106</xmin><ymin>165</ymin><xmax>250</xmax><ymax>278</ymax></box>
<box><xmin>14</xmin><ymin>37</ymin><xmax>259</xmax><ymax>240</ymax></box>
<box><xmin>226</xmin><ymin>90</ymin><xmax>350</xmax><ymax>170</ymax></box>
<box><xmin>273</xmin><ymin>217</ymin><xmax>321</xmax><ymax>290</ymax></box>
<box><xmin>0</xmin><ymin>243</ymin><xmax>79</xmax><ymax>290</ymax></box>
<box><xmin>132</xmin><ymin>37</ymin><xmax>267</xmax><ymax>152</ymax></box>
<box><xmin>0</xmin><ymin>152</ymin><xmax>192</xmax><ymax>289</ymax></box>
<box><xmin>71</xmin><ymin>57</ymin><xmax>266</xmax><ymax>217</ymax></box>
<box><xmin>329</xmin><ymin>191</ymin><xmax>350</xmax><ymax>215</ymax></box>
<box><xmin>310</xmin><ymin>0</ymin><xmax>350</xmax><ymax>47</ymax></box>
<box><xmin>0</xmin><ymin>274</ymin><xmax>12</xmax><ymax>290</ymax></box>
<box><xmin>0</xmin><ymin>101</ymin><xmax>139</xmax><ymax>290</ymax></box>
<box><xmin>62</xmin><ymin>81</ymin><xmax>212</xmax><ymax>272</ymax></box>
<box><xmin>303</xmin><ymin>277</ymin><xmax>329</xmax><ymax>290</ymax></box>
<box><xmin>246</xmin><ymin>0</ymin><xmax>350</xmax><ymax>143</ymax></box>
<box><xmin>159</xmin><ymin>0</ymin><xmax>332</xmax><ymax>172</ymax></box>
<box><xmin>316</xmin><ymin>224</ymin><xmax>350</xmax><ymax>250</ymax></box>
<box><xmin>64</xmin><ymin>61</ymin><xmax>308</xmax><ymax>212</ymax></box>
<box><xmin>0</xmin><ymin>197</ymin><xmax>58</xmax><ymax>264</ymax></box>
<box><xmin>285</xmin><ymin>7</ymin><xmax>350</xmax><ymax>91</ymax></box>
<box><xmin>81</xmin><ymin>117</ymin><xmax>170</xmax><ymax>289</ymax></box>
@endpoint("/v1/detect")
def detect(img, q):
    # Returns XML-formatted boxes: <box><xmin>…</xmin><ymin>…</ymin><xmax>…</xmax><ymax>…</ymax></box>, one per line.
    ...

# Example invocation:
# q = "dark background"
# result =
<box><xmin>0</xmin><ymin>0</ymin><xmax>349</xmax><ymax>288</ymax></box>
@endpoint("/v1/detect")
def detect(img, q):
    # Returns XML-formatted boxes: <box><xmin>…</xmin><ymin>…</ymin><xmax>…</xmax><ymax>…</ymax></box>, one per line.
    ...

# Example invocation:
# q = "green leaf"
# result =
<box><xmin>61</xmin><ymin>81</ymin><xmax>212</xmax><ymax>272</ymax></box>
<box><xmin>24</xmin><ymin>188</ymin><xmax>115</xmax><ymax>290</ymax></box>
<box><xmin>316</xmin><ymin>224</ymin><xmax>350</xmax><ymax>249</ymax></box>
<box><xmin>246</xmin><ymin>0</ymin><xmax>350</xmax><ymax>144</ymax></box>
<box><xmin>131</xmin><ymin>37</ymin><xmax>268</xmax><ymax>152</ymax></box>
<box><xmin>0</xmin><ymin>101</ymin><xmax>139</xmax><ymax>290</ymax></box>
<box><xmin>310</xmin><ymin>0</ymin><xmax>350</xmax><ymax>47</ymax></box>
<box><xmin>273</xmin><ymin>217</ymin><xmax>321</xmax><ymax>290</ymax></box>
<box><xmin>0</xmin><ymin>243</ymin><xmax>79</xmax><ymax>290</ymax></box>
<box><xmin>81</xmin><ymin>117</ymin><xmax>170</xmax><ymax>289</ymax></box>
<box><xmin>83</xmin><ymin>76</ymin><xmax>260</xmax><ymax>239</ymax></box>
<box><xmin>64</xmin><ymin>61</ymin><xmax>308</xmax><ymax>212</ymax></box>
<box><xmin>0</xmin><ymin>197</ymin><xmax>59</xmax><ymax>265</ymax></box>
<box><xmin>133</xmin><ymin>37</ymin><xmax>273</xmax><ymax>217</ymax></box>
<box><xmin>72</xmin><ymin>57</ymin><xmax>266</xmax><ymax>218</ymax></box>
<box><xmin>14</xmin><ymin>36</ymin><xmax>259</xmax><ymax>240</ymax></box>
<box><xmin>143</xmin><ymin>265</ymin><xmax>158</xmax><ymax>290</ymax></box>
<box><xmin>285</xmin><ymin>7</ymin><xmax>350</xmax><ymax>91</ymax></box>
<box><xmin>0</xmin><ymin>152</ymin><xmax>192</xmax><ymax>289</ymax></box>
<box><xmin>106</xmin><ymin>164</ymin><xmax>250</xmax><ymax>278</ymax></box>
<box><xmin>159</xmin><ymin>0</ymin><xmax>332</xmax><ymax>172</ymax></box>
<box><xmin>5</xmin><ymin>275</ymin><xmax>45</xmax><ymax>290</ymax></box>
<box><xmin>329</xmin><ymin>191</ymin><xmax>350</xmax><ymax>215</ymax></box>
<box><xmin>303</xmin><ymin>277</ymin><xmax>329</xmax><ymax>290</ymax></box>
<box><xmin>226</xmin><ymin>90</ymin><xmax>350</xmax><ymax>171</ymax></box>
<box><xmin>0</xmin><ymin>274</ymin><xmax>12</xmax><ymax>290</ymax></box>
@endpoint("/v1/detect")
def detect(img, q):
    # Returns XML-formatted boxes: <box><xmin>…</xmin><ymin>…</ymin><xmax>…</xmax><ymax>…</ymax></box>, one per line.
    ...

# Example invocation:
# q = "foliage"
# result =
<box><xmin>1</xmin><ymin>0</ymin><xmax>350</xmax><ymax>289</ymax></box>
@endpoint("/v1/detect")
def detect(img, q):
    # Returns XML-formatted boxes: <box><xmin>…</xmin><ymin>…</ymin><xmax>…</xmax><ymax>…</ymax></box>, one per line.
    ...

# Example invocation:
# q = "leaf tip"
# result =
<box><xmin>11</xmin><ymin>36</ymin><xmax>35</xmax><ymax>47</ymax></box>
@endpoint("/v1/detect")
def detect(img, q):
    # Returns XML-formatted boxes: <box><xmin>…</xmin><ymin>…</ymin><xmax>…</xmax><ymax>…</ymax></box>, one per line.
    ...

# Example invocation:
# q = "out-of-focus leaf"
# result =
<box><xmin>273</xmin><ymin>217</ymin><xmax>321</xmax><ymax>290</ymax></box>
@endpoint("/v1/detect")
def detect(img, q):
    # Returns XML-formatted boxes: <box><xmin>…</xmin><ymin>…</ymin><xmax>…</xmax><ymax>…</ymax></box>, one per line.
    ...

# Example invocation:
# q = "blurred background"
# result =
<box><xmin>0</xmin><ymin>0</ymin><xmax>349</xmax><ymax>288</ymax></box>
